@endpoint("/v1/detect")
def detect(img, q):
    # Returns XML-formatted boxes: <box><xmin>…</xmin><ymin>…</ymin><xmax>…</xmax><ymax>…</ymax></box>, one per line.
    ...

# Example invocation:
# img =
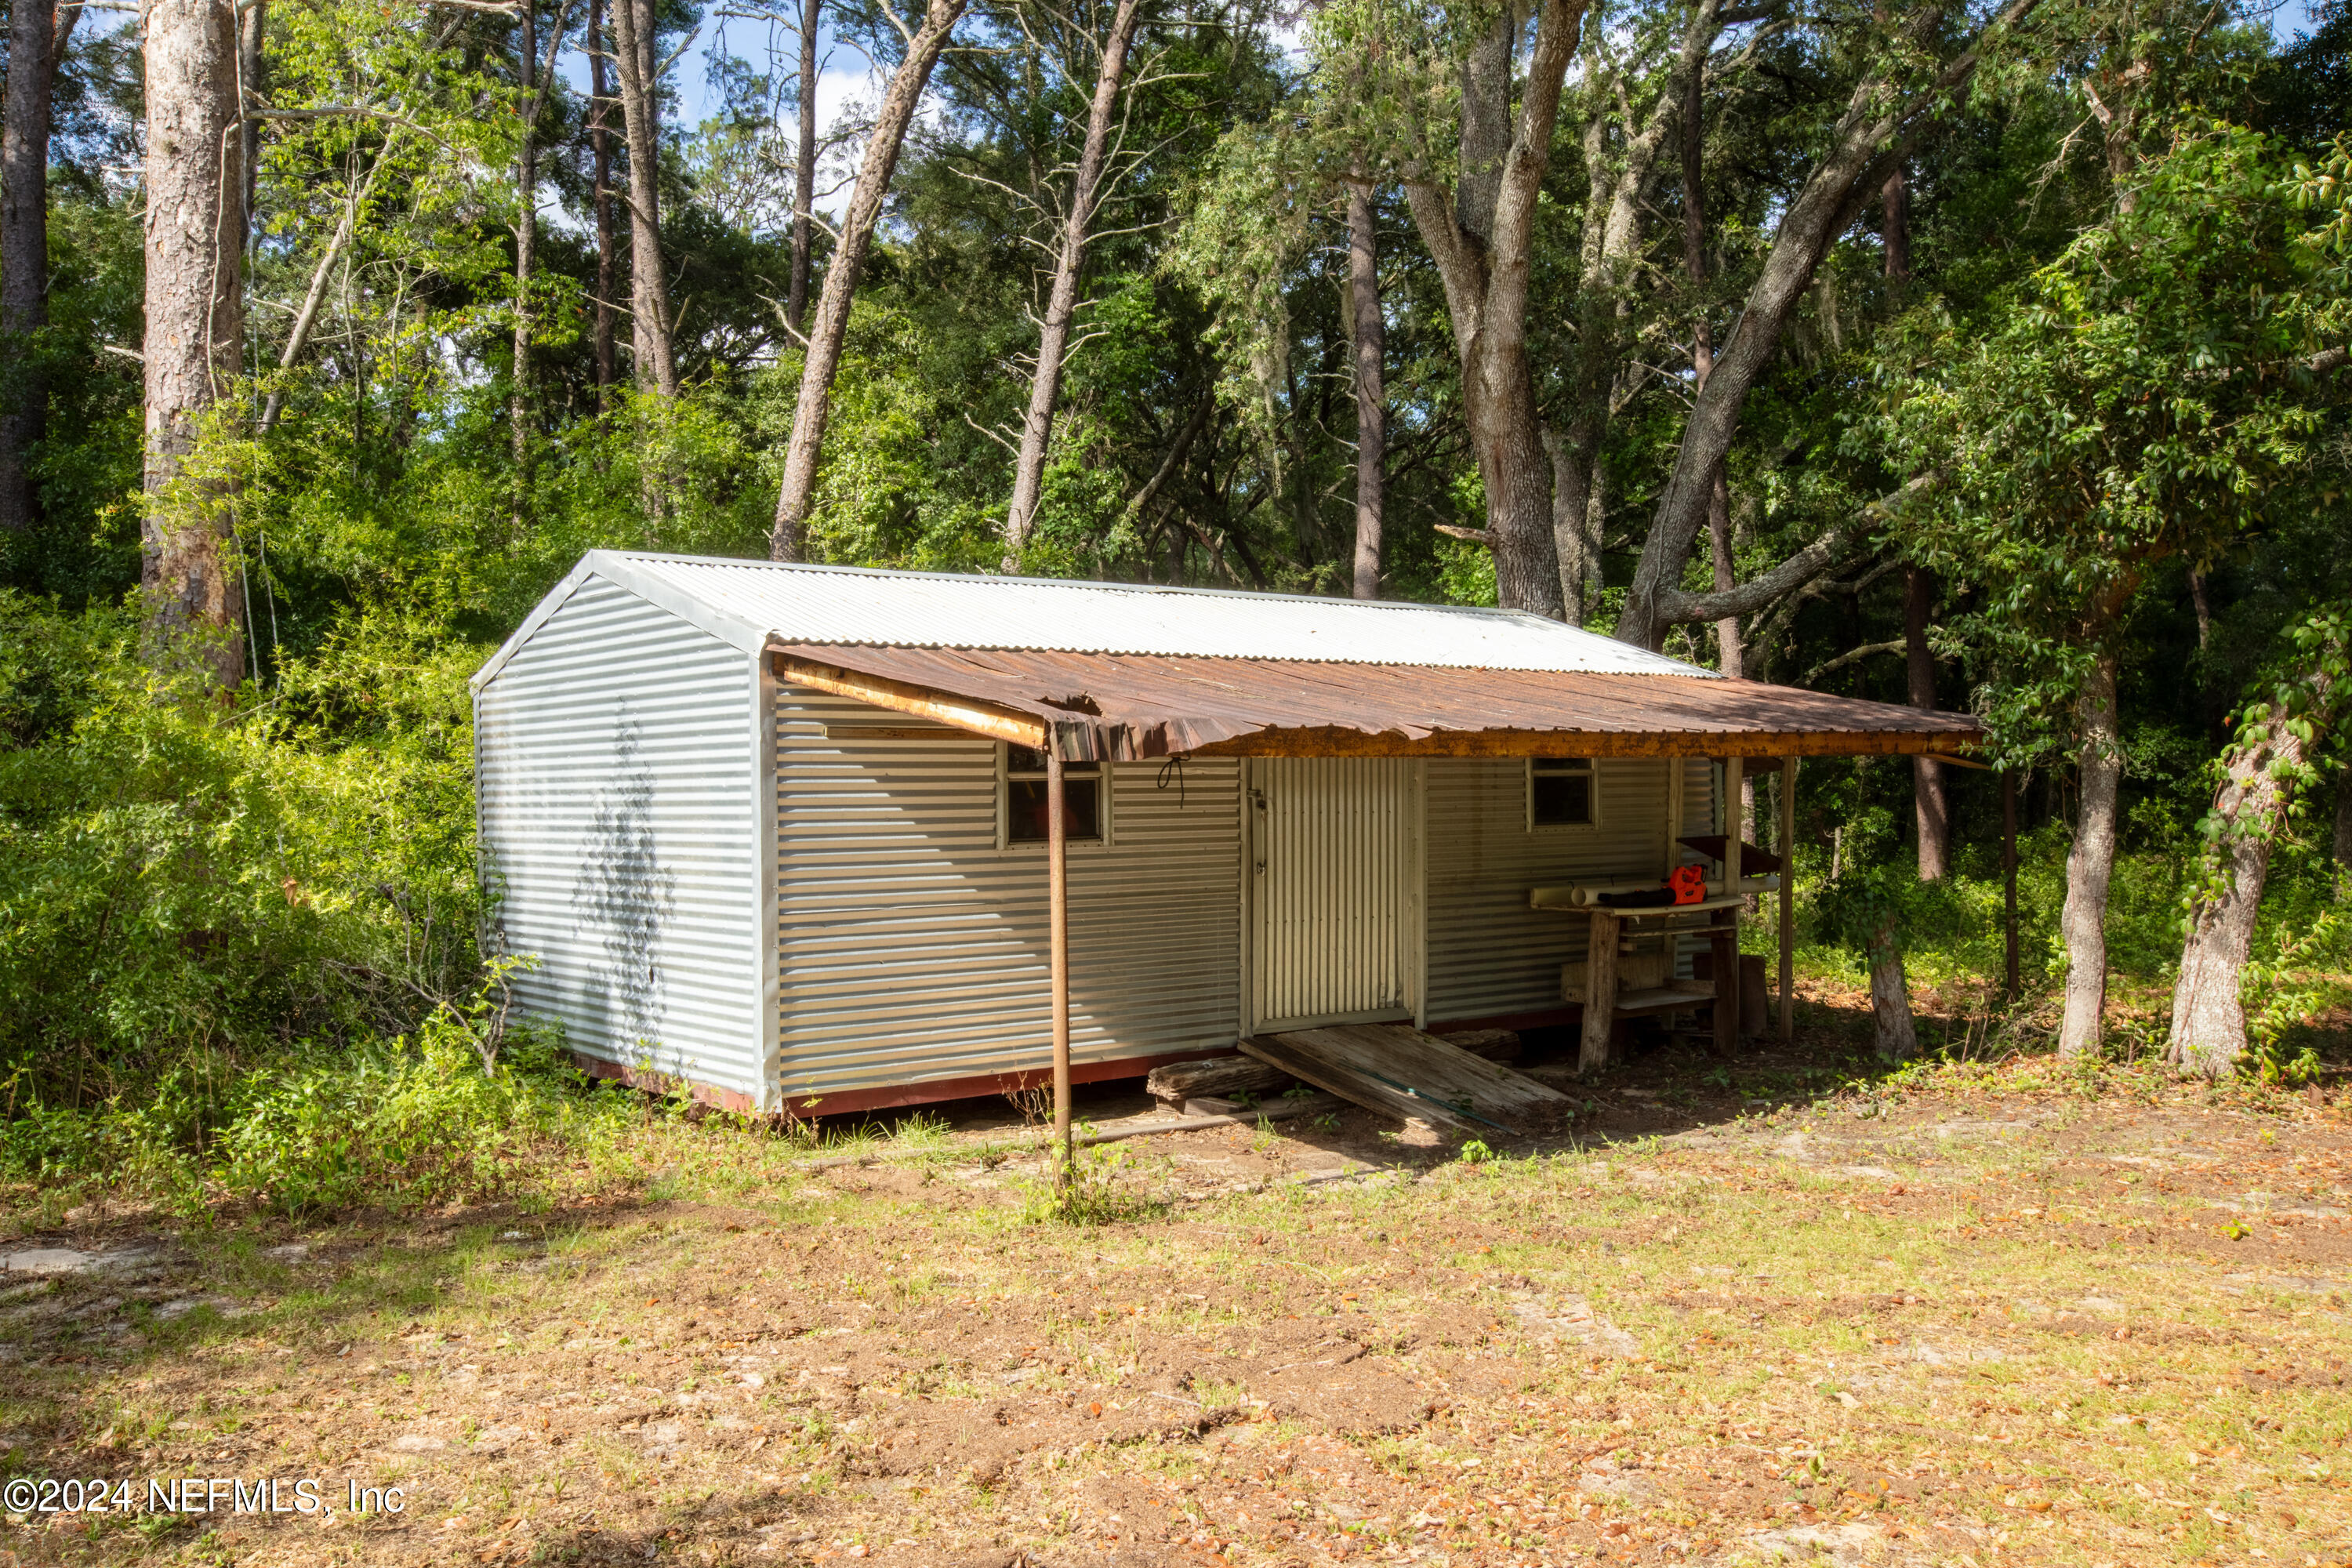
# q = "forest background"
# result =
<box><xmin>0</xmin><ymin>0</ymin><xmax>2348</xmax><ymax>1216</ymax></box>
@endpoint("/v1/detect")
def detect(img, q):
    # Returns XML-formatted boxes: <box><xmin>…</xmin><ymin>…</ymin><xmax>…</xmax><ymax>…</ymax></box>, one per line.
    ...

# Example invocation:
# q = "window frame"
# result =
<box><xmin>998</xmin><ymin>742</ymin><xmax>1113</xmax><ymax>851</ymax></box>
<box><xmin>1525</xmin><ymin>755</ymin><xmax>1602</xmax><ymax>833</ymax></box>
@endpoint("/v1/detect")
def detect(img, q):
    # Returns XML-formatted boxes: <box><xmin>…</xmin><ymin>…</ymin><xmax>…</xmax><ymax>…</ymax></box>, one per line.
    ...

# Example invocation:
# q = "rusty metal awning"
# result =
<box><xmin>768</xmin><ymin>644</ymin><xmax>1983</xmax><ymax>762</ymax></box>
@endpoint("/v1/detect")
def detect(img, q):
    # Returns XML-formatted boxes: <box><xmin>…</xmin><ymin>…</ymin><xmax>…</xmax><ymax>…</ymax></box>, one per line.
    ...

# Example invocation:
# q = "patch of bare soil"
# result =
<box><xmin>3</xmin><ymin>1014</ymin><xmax>2351</xmax><ymax>1568</ymax></box>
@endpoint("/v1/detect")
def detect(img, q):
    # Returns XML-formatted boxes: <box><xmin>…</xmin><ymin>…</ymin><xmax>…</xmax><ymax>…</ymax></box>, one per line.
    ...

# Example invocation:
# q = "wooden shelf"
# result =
<box><xmin>1610</xmin><ymin>986</ymin><xmax>1715</xmax><ymax>1017</ymax></box>
<box><xmin>1536</xmin><ymin>893</ymin><xmax>1749</xmax><ymax>918</ymax></box>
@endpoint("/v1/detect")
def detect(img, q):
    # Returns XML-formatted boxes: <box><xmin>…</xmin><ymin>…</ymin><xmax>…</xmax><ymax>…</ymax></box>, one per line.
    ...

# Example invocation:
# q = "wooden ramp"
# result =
<box><xmin>1240</xmin><ymin>1025</ymin><xmax>1571</xmax><ymax>1138</ymax></box>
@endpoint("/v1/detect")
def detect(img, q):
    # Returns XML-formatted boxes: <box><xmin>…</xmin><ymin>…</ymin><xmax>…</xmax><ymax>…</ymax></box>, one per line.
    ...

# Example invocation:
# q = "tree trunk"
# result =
<box><xmin>1881</xmin><ymin>160</ymin><xmax>1909</xmax><ymax>286</ymax></box>
<box><xmin>510</xmin><ymin>0</ymin><xmax>539</xmax><ymax>522</ymax></box>
<box><xmin>787</xmin><ymin>0</ymin><xmax>818</xmax><ymax>336</ymax></box>
<box><xmin>141</xmin><ymin>0</ymin><xmax>246</xmax><ymax>691</ymax></box>
<box><xmin>1868</xmin><ymin>927</ymin><xmax>1917</xmax><ymax>1063</ymax></box>
<box><xmin>2165</xmin><ymin>728</ymin><xmax>2298</xmax><ymax>1078</ymax></box>
<box><xmin>2335</xmin><ymin>776</ymin><xmax>2351</xmax><ymax>902</ymax></box>
<box><xmin>1000</xmin><ymin>0</ymin><xmax>1142</xmax><ymax>570</ymax></box>
<box><xmin>770</xmin><ymin>0</ymin><xmax>967</xmax><ymax>561</ymax></box>
<box><xmin>1347</xmin><ymin>173</ymin><xmax>1384</xmax><ymax>601</ymax></box>
<box><xmin>238</xmin><ymin>1</ymin><xmax>262</xmax><ymax>244</ymax></box>
<box><xmin>1686</xmin><ymin>27</ymin><xmax>1740</xmax><ymax>684</ymax></box>
<box><xmin>257</xmin><ymin>142</ymin><xmax>386</xmax><ymax>433</ymax></box>
<box><xmin>610</xmin><ymin>0</ymin><xmax>676</xmax><ymax>396</ymax></box>
<box><xmin>589</xmin><ymin>0</ymin><xmax>616</xmax><ymax>412</ymax></box>
<box><xmin>1543</xmin><ymin>425</ymin><xmax>1595</xmax><ymax>626</ymax></box>
<box><xmin>1454</xmin><ymin>3</ymin><xmax>1512</xmax><ymax>249</ymax></box>
<box><xmin>1613</xmin><ymin>2</ymin><xmax>2030</xmax><ymax>650</ymax></box>
<box><xmin>2167</xmin><ymin>662</ymin><xmax>2338</xmax><ymax>1077</ymax></box>
<box><xmin>1708</xmin><ymin>475</ymin><xmax>1738</xmax><ymax>674</ymax></box>
<box><xmin>2058</xmin><ymin>648</ymin><xmax>2122</xmax><ymax>1057</ymax></box>
<box><xmin>0</xmin><ymin>0</ymin><xmax>78</xmax><ymax>536</ymax></box>
<box><xmin>1399</xmin><ymin>0</ymin><xmax>1586</xmax><ymax>620</ymax></box>
<box><xmin>1907</xmin><ymin>566</ymin><xmax>1950</xmax><ymax>880</ymax></box>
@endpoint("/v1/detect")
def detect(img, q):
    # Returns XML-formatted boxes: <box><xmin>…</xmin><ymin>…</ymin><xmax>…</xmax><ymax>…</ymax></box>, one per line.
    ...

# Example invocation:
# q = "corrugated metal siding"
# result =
<box><xmin>572</xmin><ymin>551</ymin><xmax>1713</xmax><ymax>674</ymax></box>
<box><xmin>772</xmin><ymin>688</ymin><xmax>1243</xmax><ymax>1098</ymax></box>
<box><xmin>1425</xmin><ymin>758</ymin><xmax>1682</xmax><ymax>1022</ymax></box>
<box><xmin>475</xmin><ymin>578</ymin><xmax>764</xmax><ymax>1102</ymax></box>
<box><xmin>1254</xmin><ymin>758</ymin><xmax>1413</xmax><ymax>1028</ymax></box>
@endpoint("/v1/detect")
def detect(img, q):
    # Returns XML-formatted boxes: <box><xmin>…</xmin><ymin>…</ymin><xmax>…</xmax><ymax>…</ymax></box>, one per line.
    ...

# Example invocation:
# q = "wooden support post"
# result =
<box><xmin>1047</xmin><ymin>745</ymin><xmax>1072</xmax><ymax>1191</ymax></box>
<box><xmin>1580</xmin><ymin>909</ymin><xmax>1620</xmax><ymax>1075</ymax></box>
<box><xmin>1661</xmin><ymin>755</ymin><xmax>1683</xmax><ymax>982</ymax></box>
<box><xmin>2002</xmin><ymin>768</ymin><xmax>2019</xmax><ymax>1003</ymax></box>
<box><xmin>1780</xmin><ymin>754</ymin><xmax>1796</xmax><ymax>1044</ymax></box>
<box><xmin>1716</xmin><ymin>757</ymin><xmax>1743</xmax><ymax>1053</ymax></box>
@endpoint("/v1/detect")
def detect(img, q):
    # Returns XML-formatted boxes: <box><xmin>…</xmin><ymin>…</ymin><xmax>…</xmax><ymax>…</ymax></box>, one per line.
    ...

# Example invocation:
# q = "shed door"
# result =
<box><xmin>1250</xmin><ymin>758</ymin><xmax>1420</xmax><ymax>1033</ymax></box>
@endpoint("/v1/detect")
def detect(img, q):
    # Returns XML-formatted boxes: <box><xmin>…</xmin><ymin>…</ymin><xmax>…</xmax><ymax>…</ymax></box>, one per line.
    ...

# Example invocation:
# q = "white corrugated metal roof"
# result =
<box><xmin>475</xmin><ymin>551</ymin><xmax>1716</xmax><ymax>690</ymax></box>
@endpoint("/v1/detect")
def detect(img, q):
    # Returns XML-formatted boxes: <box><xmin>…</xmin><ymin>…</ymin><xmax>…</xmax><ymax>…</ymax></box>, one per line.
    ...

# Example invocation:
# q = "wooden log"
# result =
<box><xmin>1148</xmin><ymin>1055</ymin><xmax>1292</xmax><ymax>1104</ymax></box>
<box><xmin>1579</xmin><ymin>909</ymin><xmax>1621</xmax><ymax>1075</ymax></box>
<box><xmin>1711</xmin><ymin>928</ymin><xmax>1739</xmax><ymax>1054</ymax></box>
<box><xmin>1739</xmin><ymin>954</ymin><xmax>1768</xmax><ymax>1037</ymax></box>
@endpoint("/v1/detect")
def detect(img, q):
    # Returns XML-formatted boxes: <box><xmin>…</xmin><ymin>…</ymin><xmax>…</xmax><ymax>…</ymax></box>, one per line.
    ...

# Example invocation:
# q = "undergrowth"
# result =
<box><xmin>2</xmin><ymin>591</ymin><xmax>2346</xmax><ymax>1228</ymax></box>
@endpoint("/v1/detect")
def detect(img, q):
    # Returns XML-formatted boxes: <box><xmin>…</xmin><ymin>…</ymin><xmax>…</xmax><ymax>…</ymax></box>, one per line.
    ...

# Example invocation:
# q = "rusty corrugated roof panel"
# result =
<box><xmin>770</xmin><ymin>644</ymin><xmax>1984</xmax><ymax>761</ymax></box>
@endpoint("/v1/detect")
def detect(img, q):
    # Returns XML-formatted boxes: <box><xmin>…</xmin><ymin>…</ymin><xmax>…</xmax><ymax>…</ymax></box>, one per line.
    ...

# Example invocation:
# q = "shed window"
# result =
<box><xmin>1528</xmin><ymin>757</ymin><xmax>1598</xmax><ymax>829</ymax></box>
<box><xmin>1004</xmin><ymin>745</ymin><xmax>1105</xmax><ymax>844</ymax></box>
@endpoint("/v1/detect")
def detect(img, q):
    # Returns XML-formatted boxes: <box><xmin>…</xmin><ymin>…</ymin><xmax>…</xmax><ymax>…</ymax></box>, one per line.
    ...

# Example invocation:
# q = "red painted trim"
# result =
<box><xmin>776</xmin><ymin>1047</ymin><xmax>1231</xmax><ymax>1118</ymax></box>
<box><xmin>576</xmin><ymin>1046</ymin><xmax>1236</xmax><ymax>1120</ymax></box>
<box><xmin>575</xmin><ymin>1054</ymin><xmax>759</xmax><ymax>1113</ymax></box>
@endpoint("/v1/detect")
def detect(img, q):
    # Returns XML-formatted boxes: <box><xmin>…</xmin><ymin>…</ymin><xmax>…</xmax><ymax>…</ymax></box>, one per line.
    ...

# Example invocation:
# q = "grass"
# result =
<box><xmin>0</xmin><ymin>993</ymin><xmax>2346</xmax><ymax>1566</ymax></box>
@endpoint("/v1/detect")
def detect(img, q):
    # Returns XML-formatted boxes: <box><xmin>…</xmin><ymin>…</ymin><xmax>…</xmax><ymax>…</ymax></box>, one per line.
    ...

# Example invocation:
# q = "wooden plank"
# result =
<box><xmin>1239</xmin><ymin>1024</ymin><xmax>1568</xmax><ymax>1137</ymax></box>
<box><xmin>1187</xmin><ymin>727</ymin><xmax>1987</xmax><ymax>760</ymax></box>
<box><xmin>770</xmin><ymin>652</ymin><xmax>1047</xmax><ymax>747</ymax></box>
<box><xmin>1613</xmin><ymin>986</ymin><xmax>1716</xmax><ymax>1016</ymax></box>
<box><xmin>1240</xmin><ymin>1032</ymin><xmax>1467</xmax><ymax>1132</ymax></box>
<box><xmin>1579</xmin><ymin>909</ymin><xmax>1620</xmax><ymax>1076</ymax></box>
<box><xmin>1145</xmin><ymin>1030</ymin><xmax>1520</xmax><ymax>1105</ymax></box>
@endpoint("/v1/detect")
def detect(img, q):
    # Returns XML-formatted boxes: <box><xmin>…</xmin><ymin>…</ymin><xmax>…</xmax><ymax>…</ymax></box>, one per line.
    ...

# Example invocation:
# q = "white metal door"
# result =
<box><xmin>1250</xmin><ymin>758</ymin><xmax>1420</xmax><ymax>1032</ymax></box>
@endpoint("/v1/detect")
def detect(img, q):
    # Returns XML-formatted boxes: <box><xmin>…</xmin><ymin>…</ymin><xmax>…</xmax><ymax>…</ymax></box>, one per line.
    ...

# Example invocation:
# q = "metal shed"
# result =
<box><xmin>472</xmin><ymin>551</ymin><xmax>1980</xmax><ymax>1114</ymax></box>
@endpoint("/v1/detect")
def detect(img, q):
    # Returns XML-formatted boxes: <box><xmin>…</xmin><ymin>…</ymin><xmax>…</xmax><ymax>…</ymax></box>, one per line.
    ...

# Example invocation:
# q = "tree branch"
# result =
<box><xmin>1655</xmin><ymin>474</ymin><xmax>1938</xmax><ymax>625</ymax></box>
<box><xmin>1802</xmin><ymin>639</ymin><xmax>1904</xmax><ymax>687</ymax></box>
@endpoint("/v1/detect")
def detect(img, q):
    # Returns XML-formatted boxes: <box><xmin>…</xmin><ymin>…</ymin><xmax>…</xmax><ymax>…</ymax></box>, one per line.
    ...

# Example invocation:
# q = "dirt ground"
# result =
<box><xmin>3</xmin><ymin>1002</ymin><xmax>2350</xmax><ymax>1568</ymax></box>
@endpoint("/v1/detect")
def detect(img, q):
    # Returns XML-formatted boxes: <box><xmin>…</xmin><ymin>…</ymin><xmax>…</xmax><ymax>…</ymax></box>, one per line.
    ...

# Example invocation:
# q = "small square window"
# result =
<box><xmin>1005</xmin><ymin>745</ymin><xmax>1105</xmax><ymax>844</ymax></box>
<box><xmin>1529</xmin><ymin>757</ymin><xmax>1597</xmax><ymax>829</ymax></box>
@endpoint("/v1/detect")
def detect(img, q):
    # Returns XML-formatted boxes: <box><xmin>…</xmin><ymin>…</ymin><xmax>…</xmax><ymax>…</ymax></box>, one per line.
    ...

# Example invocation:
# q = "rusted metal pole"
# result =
<box><xmin>1780</xmin><ymin>754</ymin><xmax>1796</xmax><ymax>1044</ymax></box>
<box><xmin>1047</xmin><ymin>742</ymin><xmax>1073</xmax><ymax>1192</ymax></box>
<box><xmin>2002</xmin><ymin>768</ymin><xmax>2019</xmax><ymax>1003</ymax></box>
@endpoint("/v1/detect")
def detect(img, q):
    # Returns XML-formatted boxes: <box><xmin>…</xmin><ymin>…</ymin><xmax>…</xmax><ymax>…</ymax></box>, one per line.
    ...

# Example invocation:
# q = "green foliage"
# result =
<box><xmin>0</xmin><ymin>593</ymin><xmax>487</xmax><ymax>1119</ymax></box>
<box><xmin>1022</xmin><ymin>1144</ymin><xmax>1164</xmax><ymax>1227</ymax></box>
<box><xmin>1897</xmin><ymin>123</ymin><xmax>2352</xmax><ymax>766</ymax></box>
<box><xmin>2183</xmin><ymin>609</ymin><xmax>2351</xmax><ymax>916</ymax></box>
<box><xmin>2244</xmin><ymin>907</ymin><xmax>2350</xmax><ymax>1084</ymax></box>
<box><xmin>208</xmin><ymin>1005</ymin><xmax>609</xmax><ymax>1219</ymax></box>
<box><xmin>5</xmin><ymin>0</ymin><xmax>2351</xmax><ymax>1210</ymax></box>
<box><xmin>1813</xmin><ymin>861</ymin><xmax>1968</xmax><ymax>968</ymax></box>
